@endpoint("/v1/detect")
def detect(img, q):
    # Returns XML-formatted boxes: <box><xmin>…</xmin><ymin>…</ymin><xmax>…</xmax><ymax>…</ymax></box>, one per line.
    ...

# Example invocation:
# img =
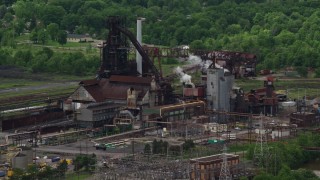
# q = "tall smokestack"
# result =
<box><xmin>136</xmin><ymin>17</ymin><xmax>144</xmax><ymax>76</ymax></box>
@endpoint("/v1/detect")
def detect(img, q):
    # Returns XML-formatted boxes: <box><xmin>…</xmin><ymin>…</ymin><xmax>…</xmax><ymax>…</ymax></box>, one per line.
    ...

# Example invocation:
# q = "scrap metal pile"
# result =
<box><xmin>93</xmin><ymin>156</ymin><xmax>190</xmax><ymax>180</ymax></box>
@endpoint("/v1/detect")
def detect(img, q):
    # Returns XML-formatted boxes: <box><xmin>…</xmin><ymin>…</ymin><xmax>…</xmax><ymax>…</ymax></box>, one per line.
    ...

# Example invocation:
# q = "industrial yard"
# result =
<box><xmin>0</xmin><ymin>16</ymin><xmax>320</xmax><ymax>180</ymax></box>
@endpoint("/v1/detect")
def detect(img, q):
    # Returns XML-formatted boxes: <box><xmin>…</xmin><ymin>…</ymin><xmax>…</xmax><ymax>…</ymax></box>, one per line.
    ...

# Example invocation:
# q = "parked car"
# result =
<box><xmin>235</xmin><ymin>127</ymin><xmax>241</xmax><ymax>131</ymax></box>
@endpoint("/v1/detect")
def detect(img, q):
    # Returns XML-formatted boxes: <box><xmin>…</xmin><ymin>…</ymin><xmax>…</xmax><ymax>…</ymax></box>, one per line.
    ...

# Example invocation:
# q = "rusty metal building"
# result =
<box><xmin>67</xmin><ymin>75</ymin><xmax>160</xmax><ymax>128</ymax></box>
<box><xmin>190</xmin><ymin>154</ymin><xmax>240</xmax><ymax>180</ymax></box>
<box><xmin>246</xmin><ymin>77</ymin><xmax>278</xmax><ymax>115</ymax></box>
<box><xmin>68</xmin><ymin>75</ymin><xmax>155</xmax><ymax>106</ymax></box>
<box><xmin>290</xmin><ymin>112</ymin><xmax>318</xmax><ymax>127</ymax></box>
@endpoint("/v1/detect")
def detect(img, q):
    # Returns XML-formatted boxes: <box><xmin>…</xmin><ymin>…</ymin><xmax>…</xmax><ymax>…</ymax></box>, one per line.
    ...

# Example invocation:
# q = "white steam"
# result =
<box><xmin>189</xmin><ymin>54</ymin><xmax>229</xmax><ymax>72</ymax></box>
<box><xmin>174</xmin><ymin>55</ymin><xmax>203</xmax><ymax>87</ymax></box>
<box><xmin>188</xmin><ymin>55</ymin><xmax>213</xmax><ymax>71</ymax></box>
<box><xmin>175</xmin><ymin>54</ymin><xmax>229</xmax><ymax>87</ymax></box>
<box><xmin>174</xmin><ymin>66</ymin><xmax>194</xmax><ymax>87</ymax></box>
<box><xmin>188</xmin><ymin>55</ymin><xmax>202</xmax><ymax>65</ymax></box>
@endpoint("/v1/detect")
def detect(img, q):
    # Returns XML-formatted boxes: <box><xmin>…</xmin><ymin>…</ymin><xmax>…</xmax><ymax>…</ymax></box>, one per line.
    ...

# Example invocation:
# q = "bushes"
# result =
<box><xmin>6</xmin><ymin>47</ymin><xmax>100</xmax><ymax>76</ymax></box>
<box><xmin>148</xmin><ymin>139</ymin><xmax>195</xmax><ymax>155</ymax></box>
<box><xmin>163</xmin><ymin>58</ymin><xmax>179</xmax><ymax>65</ymax></box>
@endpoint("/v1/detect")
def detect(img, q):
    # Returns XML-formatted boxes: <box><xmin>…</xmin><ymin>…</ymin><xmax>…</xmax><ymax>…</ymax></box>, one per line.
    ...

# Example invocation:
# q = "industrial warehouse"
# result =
<box><xmin>0</xmin><ymin>16</ymin><xmax>320</xmax><ymax>179</ymax></box>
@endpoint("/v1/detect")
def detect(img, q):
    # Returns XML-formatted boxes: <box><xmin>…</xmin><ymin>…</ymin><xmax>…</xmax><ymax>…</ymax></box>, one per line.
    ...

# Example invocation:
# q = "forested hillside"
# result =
<box><xmin>1</xmin><ymin>0</ymin><xmax>320</xmax><ymax>75</ymax></box>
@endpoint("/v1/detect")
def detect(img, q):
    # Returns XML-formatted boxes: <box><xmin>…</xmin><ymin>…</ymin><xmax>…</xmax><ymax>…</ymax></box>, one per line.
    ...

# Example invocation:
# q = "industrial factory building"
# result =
<box><xmin>190</xmin><ymin>153</ymin><xmax>240</xmax><ymax>180</ymax></box>
<box><xmin>68</xmin><ymin>75</ymin><xmax>156</xmax><ymax>108</ymax></box>
<box><xmin>61</xmin><ymin>16</ymin><xmax>281</xmax><ymax>132</ymax></box>
<box><xmin>66</xmin><ymin>74</ymin><xmax>161</xmax><ymax>127</ymax></box>
<box><xmin>206</xmin><ymin>65</ymin><xmax>234</xmax><ymax>112</ymax></box>
<box><xmin>0</xmin><ymin>15</ymin><xmax>318</xmax><ymax>180</ymax></box>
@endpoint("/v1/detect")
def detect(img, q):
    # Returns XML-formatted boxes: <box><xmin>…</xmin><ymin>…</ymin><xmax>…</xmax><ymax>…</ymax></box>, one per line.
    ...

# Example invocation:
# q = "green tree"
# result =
<box><xmin>57</xmin><ymin>30</ymin><xmax>67</xmax><ymax>46</ymax></box>
<box><xmin>253</xmin><ymin>173</ymin><xmax>275</xmax><ymax>180</ymax></box>
<box><xmin>61</xmin><ymin>13</ymin><xmax>79</xmax><ymax>32</ymax></box>
<box><xmin>296</xmin><ymin>66</ymin><xmax>308</xmax><ymax>77</ymax></box>
<box><xmin>47</xmin><ymin>23</ymin><xmax>59</xmax><ymax>41</ymax></box>
<box><xmin>3</xmin><ymin>12</ymin><xmax>14</xmax><ymax>23</ymax></box>
<box><xmin>12</xmin><ymin>1</ymin><xmax>38</xmax><ymax>21</ymax></box>
<box><xmin>183</xmin><ymin>139</ymin><xmax>195</xmax><ymax>151</ymax></box>
<box><xmin>10</xmin><ymin>168</ymin><xmax>25</xmax><ymax>180</ymax></box>
<box><xmin>12</xmin><ymin>19</ymin><xmax>25</xmax><ymax>36</ymax></box>
<box><xmin>239</xmin><ymin>177</ymin><xmax>249</xmax><ymax>180</ymax></box>
<box><xmin>31</xmin><ymin>54</ymin><xmax>47</xmax><ymax>73</ymax></box>
<box><xmin>30</xmin><ymin>29</ymin><xmax>38</xmax><ymax>44</ymax></box>
<box><xmin>190</xmin><ymin>40</ymin><xmax>207</xmax><ymax>50</ymax></box>
<box><xmin>25</xmin><ymin>164</ymin><xmax>39</xmax><ymax>179</ymax></box>
<box><xmin>14</xmin><ymin>50</ymin><xmax>33</xmax><ymax>67</ymax></box>
<box><xmin>144</xmin><ymin>143</ymin><xmax>151</xmax><ymax>154</ymax></box>
<box><xmin>0</xmin><ymin>5</ymin><xmax>7</xmax><ymax>19</ymax></box>
<box><xmin>39</xmin><ymin>5</ymin><xmax>66</xmax><ymax>26</ymax></box>
<box><xmin>314</xmin><ymin>67</ymin><xmax>320</xmax><ymax>78</ymax></box>
<box><xmin>38</xmin><ymin>47</ymin><xmax>54</xmax><ymax>59</ymax></box>
<box><xmin>1</xmin><ymin>30</ymin><xmax>15</xmax><ymax>47</ymax></box>
<box><xmin>37</xmin><ymin>166</ymin><xmax>55</xmax><ymax>179</ymax></box>
<box><xmin>57</xmin><ymin>160</ymin><xmax>68</xmax><ymax>177</ymax></box>
<box><xmin>37</xmin><ymin>29</ymin><xmax>48</xmax><ymax>45</ymax></box>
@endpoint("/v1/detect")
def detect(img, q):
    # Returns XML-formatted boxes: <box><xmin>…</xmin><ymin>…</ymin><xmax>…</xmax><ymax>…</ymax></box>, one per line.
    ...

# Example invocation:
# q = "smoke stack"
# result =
<box><xmin>136</xmin><ymin>17</ymin><xmax>145</xmax><ymax>76</ymax></box>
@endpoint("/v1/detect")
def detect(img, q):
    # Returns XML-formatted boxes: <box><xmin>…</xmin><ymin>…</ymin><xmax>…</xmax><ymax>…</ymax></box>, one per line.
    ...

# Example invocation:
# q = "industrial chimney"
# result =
<box><xmin>136</xmin><ymin>17</ymin><xmax>145</xmax><ymax>76</ymax></box>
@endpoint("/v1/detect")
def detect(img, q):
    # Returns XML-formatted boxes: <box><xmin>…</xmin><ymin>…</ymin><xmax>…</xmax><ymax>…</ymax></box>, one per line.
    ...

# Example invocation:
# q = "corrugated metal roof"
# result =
<box><xmin>109</xmin><ymin>75</ymin><xmax>152</xmax><ymax>84</ymax></box>
<box><xmin>80</xmin><ymin>77</ymin><xmax>151</xmax><ymax>102</ymax></box>
<box><xmin>87</xmin><ymin>104</ymin><xmax>122</xmax><ymax>110</ymax></box>
<box><xmin>83</xmin><ymin>85</ymin><xmax>105</xmax><ymax>102</ymax></box>
<box><xmin>79</xmin><ymin>79</ymin><xmax>99</xmax><ymax>86</ymax></box>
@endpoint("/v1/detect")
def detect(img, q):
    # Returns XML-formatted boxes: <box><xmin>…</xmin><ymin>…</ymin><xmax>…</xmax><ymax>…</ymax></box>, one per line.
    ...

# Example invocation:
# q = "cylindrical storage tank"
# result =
<box><xmin>12</xmin><ymin>153</ymin><xmax>28</xmax><ymax>169</ymax></box>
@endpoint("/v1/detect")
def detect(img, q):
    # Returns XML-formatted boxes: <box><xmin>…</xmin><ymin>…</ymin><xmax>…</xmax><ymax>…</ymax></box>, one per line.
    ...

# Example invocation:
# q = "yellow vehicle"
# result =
<box><xmin>7</xmin><ymin>168</ymin><xmax>13</xmax><ymax>177</ymax></box>
<box><xmin>65</xmin><ymin>159</ymin><xmax>72</xmax><ymax>165</ymax></box>
<box><xmin>39</xmin><ymin>162</ymin><xmax>47</xmax><ymax>168</ymax></box>
<box><xmin>60</xmin><ymin>158</ymin><xmax>72</xmax><ymax>165</ymax></box>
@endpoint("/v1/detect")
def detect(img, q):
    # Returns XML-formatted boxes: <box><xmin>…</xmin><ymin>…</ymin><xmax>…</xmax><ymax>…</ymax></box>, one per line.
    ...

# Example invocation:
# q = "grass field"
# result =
<box><xmin>0</xmin><ymin>78</ymin><xmax>45</xmax><ymax>89</ymax></box>
<box><xmin>66</xmin><ymin>172</ymin><xmax>92</xmax><ymax>180</ymax></box>
<box><xmin>0</xmin><ymin>69</ymin><xmax>93</xmax><ymax>103</ymax></box>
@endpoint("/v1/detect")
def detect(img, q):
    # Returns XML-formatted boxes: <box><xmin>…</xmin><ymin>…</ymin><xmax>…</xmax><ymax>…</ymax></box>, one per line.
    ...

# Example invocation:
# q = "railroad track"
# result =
<box><xmin>0</xmin><ymin>92</ymin><xmax>71</xmax><ymax>112</ymax></box>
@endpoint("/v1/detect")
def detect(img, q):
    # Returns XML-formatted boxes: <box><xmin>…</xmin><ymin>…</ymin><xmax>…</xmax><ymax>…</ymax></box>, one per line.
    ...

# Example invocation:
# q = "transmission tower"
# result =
<box><xmin>219</xmin><ymin>144</ymin><xmax>231</xmax><ymax>180</ymax></box>
<box><xmin>254</xmin><ymin>113</ymin><xmax>270</xmax><ymax>172</ymax></box>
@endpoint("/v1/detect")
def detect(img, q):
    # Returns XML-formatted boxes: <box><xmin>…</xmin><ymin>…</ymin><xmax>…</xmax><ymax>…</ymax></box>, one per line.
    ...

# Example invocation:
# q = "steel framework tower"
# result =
<box><xmin>219</xmin><ymin>144</ymin><xmax>231</xmax><ymax>180</ymax></box>
<box><xmin>254</xmin><ymin>113</ymin><xmax>270</xmax><ymax>171</ymax></box>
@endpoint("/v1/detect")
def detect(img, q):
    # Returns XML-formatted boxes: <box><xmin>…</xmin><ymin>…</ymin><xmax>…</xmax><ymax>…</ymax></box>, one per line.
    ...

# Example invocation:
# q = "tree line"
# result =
<box><xmin>0</xmin><ymin>47</ymin><xmax>100</xmax><ymax>75</ymax></box>
<box><xmin>1</xmin><ymin>0</ymin><xmax>320</xmax><ymax>75</ymax></box>
<box><xmin>245</xmin><ymin>132</ymin><xmax>320</xmax><ymax>179</ymax></box>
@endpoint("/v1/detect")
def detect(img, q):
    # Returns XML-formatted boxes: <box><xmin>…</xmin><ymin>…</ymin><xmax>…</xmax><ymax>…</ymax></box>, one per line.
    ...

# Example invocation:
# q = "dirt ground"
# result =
<box><xmin>0</xmin><ymin>65</ymin><xmax>49</xmax><ymax>80</ymax></box>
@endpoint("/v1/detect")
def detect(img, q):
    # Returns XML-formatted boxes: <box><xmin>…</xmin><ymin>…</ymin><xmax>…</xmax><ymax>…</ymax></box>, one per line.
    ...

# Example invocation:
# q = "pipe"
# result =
<box><xmin>159</xmin><ymin>101</ymin><xmax>206</xmax><ymax>117</ymax></box>
<box><xmin>136</xmin><ymin>18</ymin><xmax>144</xmax><ymax>76</ymax></box>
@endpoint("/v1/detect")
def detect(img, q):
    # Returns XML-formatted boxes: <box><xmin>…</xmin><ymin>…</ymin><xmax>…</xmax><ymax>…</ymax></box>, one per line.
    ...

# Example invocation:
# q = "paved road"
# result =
<box><xmin>34</xmin><ymin>139</ymin><xmax>145</xmax><ymax>159</ymax></box>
